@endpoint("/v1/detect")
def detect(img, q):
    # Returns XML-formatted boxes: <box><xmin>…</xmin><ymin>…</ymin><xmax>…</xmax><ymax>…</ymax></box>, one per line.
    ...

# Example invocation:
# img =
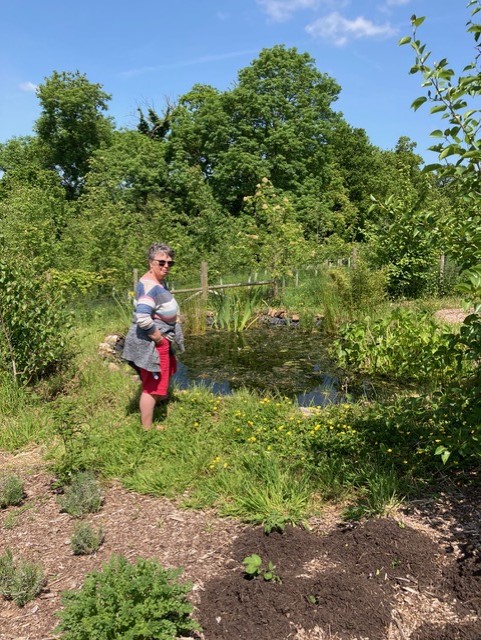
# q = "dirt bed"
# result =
<box><xmin>0</xmin><ymin>450</ymin><xmax>481</xmax><ymax>640</ymax></box>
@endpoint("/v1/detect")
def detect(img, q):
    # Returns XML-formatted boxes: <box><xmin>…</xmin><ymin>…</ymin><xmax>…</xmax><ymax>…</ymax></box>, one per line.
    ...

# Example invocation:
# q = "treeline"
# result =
<box><xmin>0</xmin><ymin>44</ymin><xmax>465</xmax><ymax>297</ymax></box>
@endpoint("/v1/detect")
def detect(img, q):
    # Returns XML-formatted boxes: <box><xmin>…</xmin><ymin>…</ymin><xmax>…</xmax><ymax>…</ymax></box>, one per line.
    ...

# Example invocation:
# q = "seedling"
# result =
<box><xmin>242</xmin><ymin>554</ymin><xmax>281</xmax><ymax>583</ymax></box>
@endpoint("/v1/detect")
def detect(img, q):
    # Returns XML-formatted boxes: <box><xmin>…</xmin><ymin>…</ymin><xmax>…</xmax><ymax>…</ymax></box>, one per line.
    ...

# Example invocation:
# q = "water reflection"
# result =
<box><xmin>172</xmin><ymin>327</ymin><xmax>370</xmax><ymax>407</ymax></box>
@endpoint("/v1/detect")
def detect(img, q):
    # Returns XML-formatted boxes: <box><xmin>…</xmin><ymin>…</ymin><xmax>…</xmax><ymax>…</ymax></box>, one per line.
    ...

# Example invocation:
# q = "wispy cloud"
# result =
<box><xmin>120</xmin><ymin>49</ymin><xmax>258</xmax><ymax>78</ymax></box>
<box><xmin>306</xmin><ymin>11</ymin><xmax>397</xmax><ymax>46</ymax></box>
<box><xmin>256</xmin><ymin>0</ymin><xmax>319</xmax><ymax>22</ymax></box>
<box><xmin>385</xmin><ymin>0</ymin><xmax>411</xmax><ymax>6</ymax></box>
<box><xmin>19</xmin><ymin>81</ymin><xmax>37</xmax><ymax>92</ymax></box>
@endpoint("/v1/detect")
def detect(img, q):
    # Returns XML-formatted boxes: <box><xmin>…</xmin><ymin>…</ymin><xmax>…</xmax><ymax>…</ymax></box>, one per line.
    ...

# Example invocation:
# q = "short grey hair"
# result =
<box><xmin>148</xmin><ymin>243</ymin><xmax>175</xmax><ymax>261</ymax></box>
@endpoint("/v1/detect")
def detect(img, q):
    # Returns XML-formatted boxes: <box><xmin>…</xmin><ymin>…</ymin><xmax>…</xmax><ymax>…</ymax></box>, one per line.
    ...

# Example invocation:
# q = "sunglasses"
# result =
<box><xmin>153</xmin><ymin>259</ymin><xmax>175</xmax><ymax>267</ymax></box>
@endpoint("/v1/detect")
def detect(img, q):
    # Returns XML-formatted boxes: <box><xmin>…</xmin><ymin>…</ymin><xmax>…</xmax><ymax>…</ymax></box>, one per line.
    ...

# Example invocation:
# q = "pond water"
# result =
<box><xmin>172</xmin><ymin>326</ymin><xmax>376</xmax><ymax>407</ymax></box>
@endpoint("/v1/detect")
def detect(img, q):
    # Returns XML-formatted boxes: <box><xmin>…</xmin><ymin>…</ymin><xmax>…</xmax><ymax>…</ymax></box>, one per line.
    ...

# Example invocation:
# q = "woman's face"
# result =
<box><xmin>150</xmin><ymin>252</ymin><xmax>174</xmax><ymax>282</ymax></box>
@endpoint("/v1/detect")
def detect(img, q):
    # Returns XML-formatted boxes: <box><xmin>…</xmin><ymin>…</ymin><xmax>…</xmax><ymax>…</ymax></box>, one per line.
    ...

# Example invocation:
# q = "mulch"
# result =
<box><xmin>1</xmin><ymin>450</ymin><xmax>481</xmax><ymax>640</ymax></box>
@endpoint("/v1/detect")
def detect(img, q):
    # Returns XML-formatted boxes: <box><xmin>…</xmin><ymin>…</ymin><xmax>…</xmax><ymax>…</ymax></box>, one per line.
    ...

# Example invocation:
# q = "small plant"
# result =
<box><xmin>0</xmin><ymin>548</ymin><xmax>46</xmax><ymax>607</ymax></box>
<box><xmin>0</xmin><ymin>474</ymin><xmax>24</xmax><ymax>508</ymax></box>
<box><xmin>343</xmin><ymin>469</ymin><xmax>404</xmax><ymax>521</ymax></box>
<box><xmin>242</xmin><ymin>554</ymin><xmax>281</xmax><ymax>583</ymax></box>
<box><xmin>55</xmin><ymin>554</ymin><xmax>200</xmax><ymax>639</ymax></box>
<box><xmin>70</xmin><ymin>522</ymin><xmax>104</xmax><ymax>555</ymax></box>
<box><xmin>57</xmin><ymin>471</ymin><xmax>103</xmax><ymax>518</ymax></box>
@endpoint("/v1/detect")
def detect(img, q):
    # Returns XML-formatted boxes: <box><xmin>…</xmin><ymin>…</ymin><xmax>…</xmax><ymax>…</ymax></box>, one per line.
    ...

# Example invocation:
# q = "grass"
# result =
<box><xmin>0</xmin><ymin>294</ymin><xmax>474</xmax><ymax>531</ymax></box>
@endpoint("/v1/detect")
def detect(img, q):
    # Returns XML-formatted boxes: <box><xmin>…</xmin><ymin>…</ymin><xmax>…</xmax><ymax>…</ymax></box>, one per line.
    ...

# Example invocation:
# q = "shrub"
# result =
<box><xmin>0</xmin><ymin>548</ymin><xmax>46</xmax><ymax>607</ymax></box>
<box><xmin>0</xmin><ymin>260</ymin><xmax>72</xmax><ymax>384</ymax></box>
<box><xmin>70</xmin><ymin>522</ymin><xmax>104</xmax><ymax>556</ymax></box>
<box><xmin>0</xmin><ymin>474</ymin><xmax>24</xmax><ymax>508</ymax></box>
<box><xmin>55</xmin><ymin>554</ymin><xmax>200</xmax><ymax>640</ymax></box>
<box><xmin>57</xmin><ymin>471</ymin><xmax>103</xmax><ymax>518</ymax></box>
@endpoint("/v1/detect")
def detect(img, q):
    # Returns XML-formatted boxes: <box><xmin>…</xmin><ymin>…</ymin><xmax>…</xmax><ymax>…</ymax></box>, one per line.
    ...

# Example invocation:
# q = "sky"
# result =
<box><xmin>1</xmin><ymin>1</ymin><xmax>476</xmax><ymax>162</ymax></box>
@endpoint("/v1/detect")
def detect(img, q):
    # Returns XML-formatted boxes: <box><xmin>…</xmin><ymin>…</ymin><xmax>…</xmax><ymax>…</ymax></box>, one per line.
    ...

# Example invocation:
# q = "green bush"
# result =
<box><xmin>57</xmin><ymin>471</ymin><xmax>103</xmax><ymax>518</ymax></box>
<box><xmin>0</xmin><ymin>474</ymin><xmax>24</xmax><ymax>508</ymax></box>
<box><xmin>56</xmin><ymin>555</ymin><xmax>200</xmax><ymax>640</ymax></box>
<box><xmin>0</xmin><ymin>548</ymin><xmax>46</xmax><ymax>607</ymax></box>
<box><xmin>0</xmin><ymin>260</ymin><xmax>72</xmax><ymax>384</ymax></box>
<box><xmin>333</xmin><ymin>308</ymin><xmax>458</xmax><ymax>383</ymax></box>
<box><xmin>70</xmin><ymin>522</ymin><xmax>104</xmax><ymax>555</ymax></box>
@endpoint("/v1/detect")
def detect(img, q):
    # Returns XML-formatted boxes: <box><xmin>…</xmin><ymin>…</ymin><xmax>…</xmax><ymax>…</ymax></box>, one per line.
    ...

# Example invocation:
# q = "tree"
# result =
<box><xmin>35</xmin><ymin>71</ymin><xmax>114</xmax><ymax>199</ymax></box>
<box><xmin>240</xmin><ymin>177</ymin><xmax>313</xmax><ymax>295</ymax></box>
<box><xmin>167</xmin><ymin>46</ymin><xmax>343</xmax><ymax>214</ymax></box>
<box><xmin>400</xmin><ymin>4</ymin><xmax>481</xmax><ymax>273</ymax></box>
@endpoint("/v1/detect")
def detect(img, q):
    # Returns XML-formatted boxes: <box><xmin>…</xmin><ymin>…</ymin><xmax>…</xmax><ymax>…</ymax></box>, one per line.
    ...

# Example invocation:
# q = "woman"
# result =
<box><xmin>122</xmin><ymin>243</ymin><xmax>184</xmax><ymax>430</ymax></box>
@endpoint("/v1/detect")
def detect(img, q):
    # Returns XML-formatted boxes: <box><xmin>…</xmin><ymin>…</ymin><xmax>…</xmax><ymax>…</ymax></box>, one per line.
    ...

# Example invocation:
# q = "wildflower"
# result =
<box><xmin>387</xmin><ymin>448</ymin><xmax>392</xmax><ymax>453</ymax></box>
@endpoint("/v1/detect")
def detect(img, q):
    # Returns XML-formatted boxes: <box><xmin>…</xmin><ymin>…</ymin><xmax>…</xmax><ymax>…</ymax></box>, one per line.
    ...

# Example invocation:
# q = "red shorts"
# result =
<box><xmin>139</xmin><ymin>339</ymin><xmax>177</xmax><ymax>396</ymax></box>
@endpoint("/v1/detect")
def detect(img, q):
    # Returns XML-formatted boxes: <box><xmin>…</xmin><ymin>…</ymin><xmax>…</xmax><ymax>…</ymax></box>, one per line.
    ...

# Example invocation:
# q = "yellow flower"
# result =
<box><xmin>387</xmin><ymin>448</ymin><xmax>392</xmax><ymax>453</ymax></box>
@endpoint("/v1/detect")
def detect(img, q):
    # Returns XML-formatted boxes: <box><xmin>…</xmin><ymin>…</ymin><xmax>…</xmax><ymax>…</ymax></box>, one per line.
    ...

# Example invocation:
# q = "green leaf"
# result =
<box><xmin>398</xmin><ymin>36</ymin><xmax>411</xmax><ymax>46</ymax></box>
<box><xmin>411</xmin><ymin>96</ymin><xmax>427</xmax><ymax>111</ymax></box>
<box><xmin>430</xmin><ymin>105</ymin><xmax>447</xmax><ymax>114</ymax></box>
<box><xmin>411</xmin><ymin>15</ymin><xmax>425</xmax><ymax>27</ymax></box>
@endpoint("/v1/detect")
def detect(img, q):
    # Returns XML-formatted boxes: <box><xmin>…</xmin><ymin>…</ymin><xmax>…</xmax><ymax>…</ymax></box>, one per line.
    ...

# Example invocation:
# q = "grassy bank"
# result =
<box><xmin>2</xmin><ymin>292</ymin><xmax>476</xmax><ymax>532</ymax></box>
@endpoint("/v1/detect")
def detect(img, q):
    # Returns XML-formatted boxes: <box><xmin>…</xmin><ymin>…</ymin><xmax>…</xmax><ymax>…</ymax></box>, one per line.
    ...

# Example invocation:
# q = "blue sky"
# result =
<box><xmin>1</xmin><ymin>1</ymin><xmax>475</xmax><ymax>161</ymax></box>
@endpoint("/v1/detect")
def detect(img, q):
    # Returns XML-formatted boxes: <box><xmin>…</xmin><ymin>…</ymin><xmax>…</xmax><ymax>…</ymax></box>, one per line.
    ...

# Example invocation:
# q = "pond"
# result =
<box><xmin>172</xmin><ymin>326</ymin><xmax>377</xmax><ymax>407</ymax></box>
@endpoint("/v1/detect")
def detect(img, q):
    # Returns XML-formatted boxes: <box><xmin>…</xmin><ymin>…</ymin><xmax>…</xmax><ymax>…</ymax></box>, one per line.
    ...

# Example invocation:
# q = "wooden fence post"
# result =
<box><xmin>439</xmin><ymin>253</ymin><xmax>445</xmax><ymax>290</ymax></box>
<box><xmin>133</xmin><ymin>268</ymin><xmax>138</xmax><ymax>290</ymax></box>
<box><xmin>201</xmin><ymin>261</ymin><xmax>209</xmax><ymax>300</ymax></box>
<box><xmin>351</xmin><ymin>246</ymin><xmax>358</xmax><ymax>269</ymax></box>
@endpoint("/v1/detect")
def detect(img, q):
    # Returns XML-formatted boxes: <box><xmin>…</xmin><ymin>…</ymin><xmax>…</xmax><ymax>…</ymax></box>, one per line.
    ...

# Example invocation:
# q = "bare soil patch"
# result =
<box><xmin>1</xmin><ymin>450</ymin><xmax>481</xmax><ymax>640</ymax></box>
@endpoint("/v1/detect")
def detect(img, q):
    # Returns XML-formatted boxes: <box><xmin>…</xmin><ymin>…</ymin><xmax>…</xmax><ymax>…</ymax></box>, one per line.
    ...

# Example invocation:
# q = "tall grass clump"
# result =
<box><xmin>282</xmin><ymin>262</ymin><xmax>387</xmax><ymax>332</ymax></box>
<box><xmin>210</xmin><ymin>287</ymin><xmax>265</xmax><ymax>331</ymax></box>
<box><xmin>214</xmin><ymin>454</ymin><xmax>315</xmax><ymax>532</ymax></box>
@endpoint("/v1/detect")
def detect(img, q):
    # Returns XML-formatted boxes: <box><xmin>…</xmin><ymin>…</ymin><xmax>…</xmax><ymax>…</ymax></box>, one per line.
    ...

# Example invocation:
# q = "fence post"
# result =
<box><xmin>133</xmin><ymin>268</ymin><xmax>138</xmax><ymax>290</ymax></box>
<box><xmin>201</xmin><ymin>261</ymin><xmax>209</xmax><ymax>300</ymax></box>
<box><xmin>351</xmin><ymin>246</ymin><xmax>358</xmax><ymax>269</ymax></box>
<box><xmin>439</xmin><ymin>253</ymin><xmax>445</xmax><ymax>291</ymax></box>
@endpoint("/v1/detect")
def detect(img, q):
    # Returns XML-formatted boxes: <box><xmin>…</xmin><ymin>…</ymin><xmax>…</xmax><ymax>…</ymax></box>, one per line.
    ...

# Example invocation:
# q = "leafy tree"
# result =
<box><xmin>400</xmin><ymin>5</ymin><xmax>481</xmax><ymax>273</ymax></box>
<box><xmin>0</xmin><ymin>137</ymin><xmax>70</xmax><ymax>268</ymax></box>
<box><xmin>35</xmin><ymin>71</ymin><xmax>114</xmax><ymax>199</ymax></box>
<box><xmin>137</xmin><ymin>104</ymin><xmax>172</xmax><ymax>141</ymax></box>
<box><xmin>168</xmin><ymin>46</ymin><xmax>343</xmax><ymax>214</ymax></box>
<box><xmin>241</xmin><ymin>177</ymin><xmax>313</xmax><ymax>294</ymax></box>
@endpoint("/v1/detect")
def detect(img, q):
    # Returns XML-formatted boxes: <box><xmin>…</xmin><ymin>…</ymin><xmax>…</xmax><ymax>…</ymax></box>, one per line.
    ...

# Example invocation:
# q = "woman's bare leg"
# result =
<box><xmin>139</xmin><ymin>392</ymin><xmax>157</xmax><ymax>429</ymax></box>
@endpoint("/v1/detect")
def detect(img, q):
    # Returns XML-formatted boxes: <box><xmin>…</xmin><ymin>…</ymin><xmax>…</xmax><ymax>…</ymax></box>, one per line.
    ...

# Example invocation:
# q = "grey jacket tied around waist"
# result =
<box><xmin>122</xmin><ymin>319</ymin><xmax>185</xmax><ymax>374</ymax></box>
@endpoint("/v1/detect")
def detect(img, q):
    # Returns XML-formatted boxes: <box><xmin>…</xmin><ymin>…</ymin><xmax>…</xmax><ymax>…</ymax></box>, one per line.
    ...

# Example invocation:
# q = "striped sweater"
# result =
<box><xmin>121</xmin><ymin>277</ymin><xmax>184</xmax><ymax>373</ymax></box>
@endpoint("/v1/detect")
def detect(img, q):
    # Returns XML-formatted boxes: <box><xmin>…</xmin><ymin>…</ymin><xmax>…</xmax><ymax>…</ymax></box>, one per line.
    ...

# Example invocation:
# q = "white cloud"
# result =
<box><xmin>385</xmin><ymin>0</ymin><xmax>411</xmax><ymax>5</ymax></box>
<box><xmin>306</xmin><ymin>11</ymin><xmax>397</xmax><ymax>46</ymax></box>
<box><xmin>256</xmin><ymin>0</ymin><xmax>319</xmax><ymax>22</ymax></box>
<box><xmin>19</xmin><ymin>81</ymin><xmax>37</xmax><ymax>92</ymax></box>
